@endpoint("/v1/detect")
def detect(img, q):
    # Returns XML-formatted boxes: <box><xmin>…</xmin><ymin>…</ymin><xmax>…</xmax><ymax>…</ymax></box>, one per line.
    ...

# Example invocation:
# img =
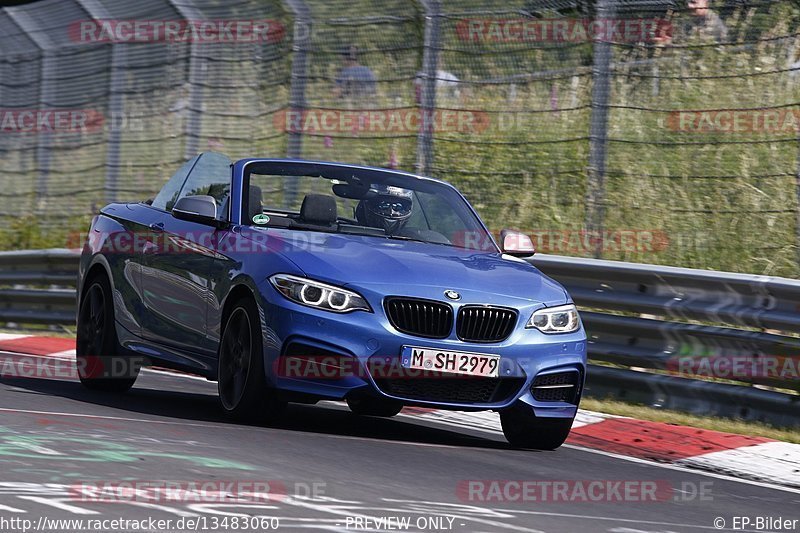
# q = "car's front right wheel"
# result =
<box><xmin>500</xmin><ymin>402</ymin><xmax>574</xmax><ymax>450</ymax></box>
<box><xmin>217</xmin><ymin>297</ymin><xmax>285</xmax><ymax>423</ymax></box>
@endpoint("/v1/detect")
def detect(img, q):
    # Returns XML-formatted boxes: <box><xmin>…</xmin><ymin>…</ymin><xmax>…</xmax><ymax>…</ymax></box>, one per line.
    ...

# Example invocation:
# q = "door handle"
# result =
<box><xmin>149</xmin><ymin>222</ymin><xmax>164</xmax><ymax>232</ymax></box>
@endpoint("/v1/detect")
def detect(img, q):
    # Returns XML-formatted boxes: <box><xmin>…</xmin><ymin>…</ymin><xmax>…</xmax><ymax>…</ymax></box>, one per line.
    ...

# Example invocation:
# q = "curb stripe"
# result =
<box><xmin>568</xmin><ymin>417</ymin><xmax>772</xmax><ymax>461</ymax></box>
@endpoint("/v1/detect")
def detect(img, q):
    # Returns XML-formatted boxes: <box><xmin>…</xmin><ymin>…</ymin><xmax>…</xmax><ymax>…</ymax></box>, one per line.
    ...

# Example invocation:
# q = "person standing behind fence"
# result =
<box><xmin>683</xmin><ymin>0</ymin><xmax>728</xmax><ymax>42</ymax></box>
<box><xmin>333</xmin><ymin>45</ymin><xmax>377</xmax><ymax>103</ymax></box>
<box><xmin>654</xmin><ymin>0</ymin><xmax>728</xmax><ymax>44</ymax></box>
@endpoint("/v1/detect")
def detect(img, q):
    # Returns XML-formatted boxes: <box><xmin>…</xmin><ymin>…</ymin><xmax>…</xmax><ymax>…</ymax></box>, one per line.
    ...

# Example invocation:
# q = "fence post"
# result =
<box><xmin>5</xmin><ymin>8</ymin><xmax>54</xmax><ymax>212</ymax></box>
<box><xmin>282</xmin><ymin>0</ymin><xmax>311</xmax><ymax>207</ymax></box>
<box><xmin>283</xmin><ymin>0</ymin><xmax>311</xmax><ymax>161</ymax></box>
<box><xmin>585</xmin><ymin>0</ymin><xmax>615</xmax><ymax>259</ymax></box>
<box><xmin>166</xmin><ymin>0</ymin><xmax>206</xmax><ymax>160</ymax></box>
<box><xmin>75</xmin><ymin>0</ymin><xmax>122</xmax><ymax>204</ymax></box>
<box><xmin>416</xmin><ymin>0</ymin><xmax>441</xmax><ymax>177</ymax></box>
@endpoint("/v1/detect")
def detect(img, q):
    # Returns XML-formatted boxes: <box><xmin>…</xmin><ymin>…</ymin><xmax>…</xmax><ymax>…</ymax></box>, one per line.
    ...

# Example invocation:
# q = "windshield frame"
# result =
<box><xmin>237</xmin><ymin>159</ymin><xmax>499</xmax><ymax>253</ymax></box>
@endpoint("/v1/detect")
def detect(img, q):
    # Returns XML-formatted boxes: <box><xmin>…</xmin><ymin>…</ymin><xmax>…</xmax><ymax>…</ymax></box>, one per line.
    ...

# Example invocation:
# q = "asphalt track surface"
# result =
<box><xmin>0</xmin><ymin>350</ymin><xmax>797</xmax><ymax>533</ymax></box>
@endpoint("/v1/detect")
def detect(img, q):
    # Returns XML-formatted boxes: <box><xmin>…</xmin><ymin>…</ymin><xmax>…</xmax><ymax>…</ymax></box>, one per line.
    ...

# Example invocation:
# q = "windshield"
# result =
<box><xmin>244</xmin><ymin>163</ymin><xmax>496</xmax><ymax>251</ymax></box>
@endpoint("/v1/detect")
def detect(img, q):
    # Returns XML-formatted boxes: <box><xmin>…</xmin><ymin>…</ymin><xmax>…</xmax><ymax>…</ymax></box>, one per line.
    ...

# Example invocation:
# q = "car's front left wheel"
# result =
<box><xmin>218</xmin><ymin>297</ymin><xmax>286</xmax><ymax>422</ymax></box>
<box><xmin>76</xmin><ymin>275</ymin><xmax>139</xmax><ymax>392</ymax></box>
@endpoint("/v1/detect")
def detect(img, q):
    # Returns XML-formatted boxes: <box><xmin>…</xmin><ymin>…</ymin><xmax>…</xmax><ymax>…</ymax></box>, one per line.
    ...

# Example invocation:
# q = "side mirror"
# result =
<box><xmin>172</xmin><ymin>195</ymin><xmax>218</xmax><ymax>226</ymax></box>
<box><xmin>500</xmin><ymin>229</ymin><xmax>535</xmax><ymax>257</ymax></box>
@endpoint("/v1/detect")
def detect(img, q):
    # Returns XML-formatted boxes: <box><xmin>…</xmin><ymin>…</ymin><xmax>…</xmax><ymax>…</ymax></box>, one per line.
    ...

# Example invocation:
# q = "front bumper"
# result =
<box><xmin>257</xmin><ymin>280</ymin><xmax>587</xmax><ymax>418</ymax></box>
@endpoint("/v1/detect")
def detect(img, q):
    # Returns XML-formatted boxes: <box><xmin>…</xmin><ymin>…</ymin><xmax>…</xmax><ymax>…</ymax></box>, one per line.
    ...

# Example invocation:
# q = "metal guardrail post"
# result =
<box><xmin>585</xmin><ymin>0</ymin><xmax>614</xmax><ymax>259</ymax></box>
<box><xmin>415</xmin><ymin>0</ymin><xmax>441</xmax><ymax>177</ymax></box>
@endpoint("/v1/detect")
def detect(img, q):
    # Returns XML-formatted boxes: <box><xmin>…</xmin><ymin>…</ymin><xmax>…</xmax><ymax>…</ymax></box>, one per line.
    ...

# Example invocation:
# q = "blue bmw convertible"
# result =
<box><xmin>77</xmin><ymin>152</ymin><xmax>587</xmax><ymax>449</ymax></box>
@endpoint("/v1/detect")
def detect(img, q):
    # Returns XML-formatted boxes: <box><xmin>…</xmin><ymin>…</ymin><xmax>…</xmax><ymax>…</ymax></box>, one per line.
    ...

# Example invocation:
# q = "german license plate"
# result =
<box><xmin>402</xmin><ymin>346</ymin><xmax>500</xmax><ymax>377</ymax></box>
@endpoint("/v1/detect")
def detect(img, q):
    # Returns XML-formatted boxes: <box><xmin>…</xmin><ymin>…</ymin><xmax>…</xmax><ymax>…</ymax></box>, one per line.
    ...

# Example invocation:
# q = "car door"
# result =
<box><xmin>140</xmin><ymin>152</ymin><xmax>233</xmax><ymax>362</ymax></box>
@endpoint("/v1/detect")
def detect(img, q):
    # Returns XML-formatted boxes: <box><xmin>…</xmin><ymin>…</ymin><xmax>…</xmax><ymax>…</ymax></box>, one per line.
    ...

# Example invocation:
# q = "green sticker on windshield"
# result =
<box><xmin>252</xmin><ymin>214</ymin><xmax>270</xmax><ymax>225</ymax></box>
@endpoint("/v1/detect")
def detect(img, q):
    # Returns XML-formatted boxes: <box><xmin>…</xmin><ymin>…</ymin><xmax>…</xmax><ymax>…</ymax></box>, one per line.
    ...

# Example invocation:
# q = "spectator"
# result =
<box><xmin>654</xmin><ymin>0</ymin><xmax>728</xmax><ymax>45</ymax></box>
<box><xmin>682</xmin><ymin>0</ymin><xmax>728</xmax><ymax>42</ymax></box>
<box><xmin>333</xmin><ymin>45</ymin><xmax>377</xmax><ymax>101</ymax></box>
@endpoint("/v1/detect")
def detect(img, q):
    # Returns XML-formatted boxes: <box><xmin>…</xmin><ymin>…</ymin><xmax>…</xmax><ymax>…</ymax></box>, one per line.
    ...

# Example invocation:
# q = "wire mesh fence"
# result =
<box><xmin>0</xmin><ymin>0</ymin><xmax>798</xmax><ymax>277</ymax></box>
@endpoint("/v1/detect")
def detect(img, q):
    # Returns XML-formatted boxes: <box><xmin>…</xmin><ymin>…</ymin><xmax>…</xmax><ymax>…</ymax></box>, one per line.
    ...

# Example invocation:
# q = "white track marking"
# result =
<box><xmin>676</xmin><ymin>441</ymin><xmax>800</xmax><ymax>488</ymax></box>
<box><xmin>0</xmin><ymin>334</ymin><xmax>29</xmax><ymax>341</ymax></box>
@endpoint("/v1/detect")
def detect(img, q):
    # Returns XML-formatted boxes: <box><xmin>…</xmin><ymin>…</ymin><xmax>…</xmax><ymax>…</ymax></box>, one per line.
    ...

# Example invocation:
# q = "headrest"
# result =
<box><xmin>300</xmin><ymin>194</ymin><xmax>337</xmax><ymax>226</ymax></box>
<box><xmin>248</xmin><ymin>185</ymin><xmax>263</xmax><ymax>222</ymax></box>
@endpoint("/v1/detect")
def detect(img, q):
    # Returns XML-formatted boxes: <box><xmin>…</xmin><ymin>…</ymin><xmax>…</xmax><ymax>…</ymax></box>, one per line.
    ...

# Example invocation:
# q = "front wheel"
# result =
<box><xmin>76</xmin><ymin>275</ymin><xmax>139</xmax><ymax>392</ymax></box>
<box><xmin>217</xmin><ymin>297</ymin><xmax>285</xmax><ymax>422</ymax></box>
<box><xmin>500</xmin><ymin>403</ymin><xmax>574</xmax><ymax>450</ymax></box>
<box><xmin>347</xmin><ymin>396</ymin><xmax>403</xmax><ymax>418</ymax></box>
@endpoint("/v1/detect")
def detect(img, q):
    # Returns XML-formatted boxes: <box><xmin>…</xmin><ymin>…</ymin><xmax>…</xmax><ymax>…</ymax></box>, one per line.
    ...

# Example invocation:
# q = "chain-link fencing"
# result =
<box><xmin>0</xmin><ymin>0</ymin><xmax>798</xmax><ymax>276</ymax></box>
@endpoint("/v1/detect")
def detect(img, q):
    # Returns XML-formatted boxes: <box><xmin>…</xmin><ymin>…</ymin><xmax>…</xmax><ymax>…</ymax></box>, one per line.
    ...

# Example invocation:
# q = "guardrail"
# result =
<box><xmin>0</xmin><ymin>249</ymin><xmax>797</xmax><ymax>425</ymax></box>
<box><xmin>0</xmin><ymin>249</ymin><xmax>77</xmax><ymax>325</ymax></box>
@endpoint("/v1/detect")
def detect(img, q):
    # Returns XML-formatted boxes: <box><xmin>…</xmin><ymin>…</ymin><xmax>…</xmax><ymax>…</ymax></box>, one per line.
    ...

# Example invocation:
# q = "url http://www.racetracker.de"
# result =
<box><xmin>0</xmin><ymin>515</ymin><xmax>282</xmax><ymax>532</ymax></box>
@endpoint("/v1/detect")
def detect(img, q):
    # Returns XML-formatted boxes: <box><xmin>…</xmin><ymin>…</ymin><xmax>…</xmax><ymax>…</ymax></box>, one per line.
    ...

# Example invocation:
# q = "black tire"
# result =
<box><xmin>346</xmin><ymin>396</ymin><xmax>403</xmax><ymax>418</ymax></box>
<box><xmin>76</xmin><ymin>275</ymin><xmax>139</xmax><ymax>392</ymax></box>
<box><xmin>500</xmin><ymin>403</ymin><xmax>574</xmax><ymax>450</ymax></box>
<box><xmin>217</xmin><ymin>297</ymin><xmax>286</xmax><ymax>422</ymax></box>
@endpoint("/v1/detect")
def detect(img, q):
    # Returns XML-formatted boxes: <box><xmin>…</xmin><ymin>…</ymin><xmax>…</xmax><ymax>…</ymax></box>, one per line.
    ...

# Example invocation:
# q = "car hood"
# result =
<box><xmin>250</xmin><ymin>229</ymin><xmax>568</xmax><ymax>305</ymax></box>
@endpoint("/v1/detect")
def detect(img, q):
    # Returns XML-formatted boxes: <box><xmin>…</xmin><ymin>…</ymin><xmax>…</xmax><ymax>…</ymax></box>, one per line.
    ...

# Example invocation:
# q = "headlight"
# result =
<box><xmin>526</xmin><ymin>304</ymin><xmax>580</xmax><ymax>334</ymax></box>
<box><xmin>269</xmin><ymin>274</ymin><xmax>371</xmax><ymax>313</ymax></box>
